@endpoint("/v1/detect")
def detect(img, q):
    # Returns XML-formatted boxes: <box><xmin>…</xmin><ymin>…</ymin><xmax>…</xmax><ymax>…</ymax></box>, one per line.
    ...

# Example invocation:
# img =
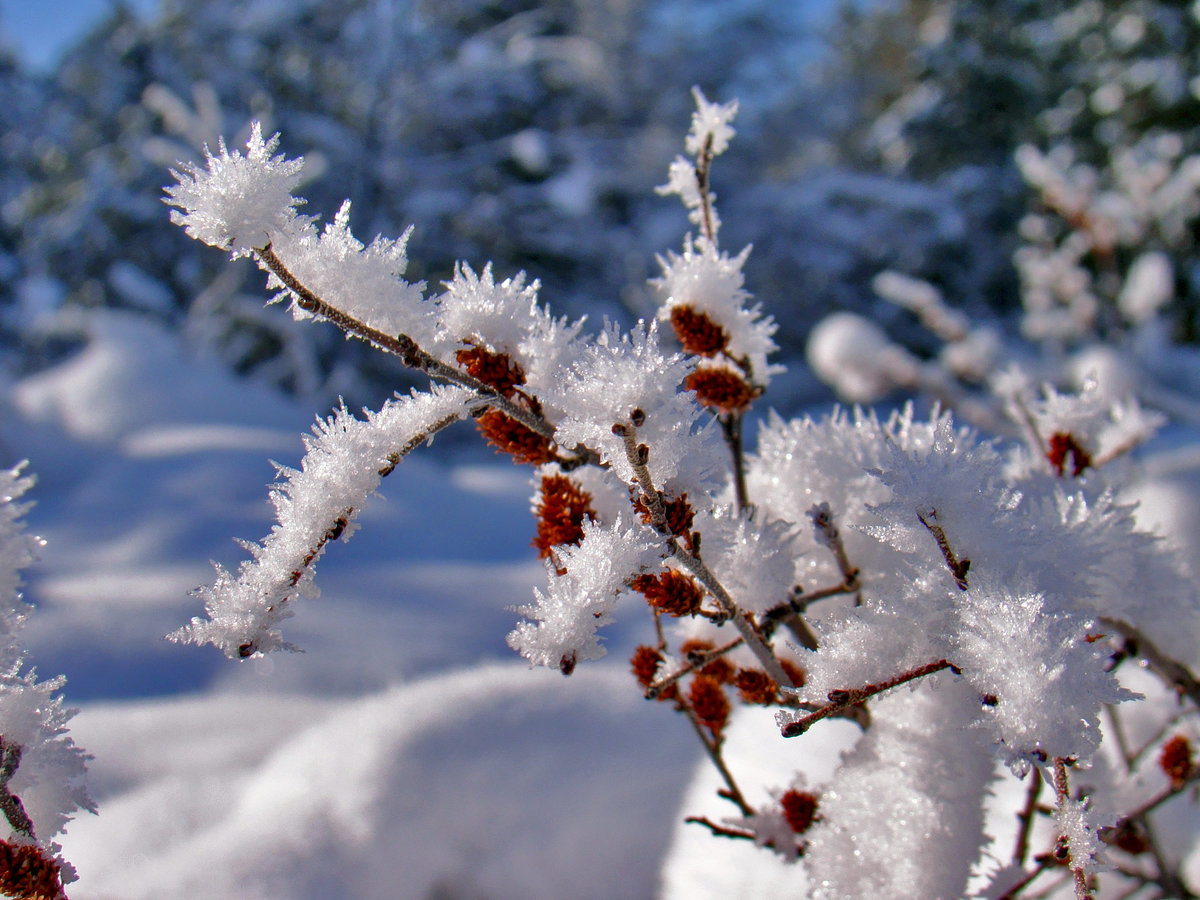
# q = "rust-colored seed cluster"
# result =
<box><xmin>0</xmin><ymin>840</ymin><xmax>67</xmax><ymax>900</ymax></box>
<box><xmin>455</xmin><ymin>343</ymin><xmax>558</xmax><ymax>464</ymax></box>
<box><xmin>1159</xmin><ymin>734</ymin><xmax>1195</xmax><ymax>788</ymax></box>
<box><xmin>1047</xmin><ymin>431</ymin><xmax>1092</xmax><ymax>477</ymax></box>
<box><xmin>669</xmin><ymin>305</ymin><xmax>729</xmax><ymax>357</ymax></box>
<box><xmin>1107</xmin><ymin>819</ymin><xmax>1149</xmax><ymax>855</ymax></box>
<box><xmin>689</xmin><ymin>674</ymin><xmax>731</xmax><ymax>737</ymax></box>
<box><xmin>632</xmin><ymin>570</ymin><xmax>704</xmax><ymax>617</ymax></box>
<box><xmin>780</xmin><ymin>659</ymin><xmax>806</xmax><ymax>689</ymax></box>
<box><xmin>475</xmin><ymin>408</ymin><xmax>557</xmax><ymax>464</ymax></box>
<box><xmin>455</xmin><ymin>344</ymin><xmax>526</xmax><ymax>397</ymax></box>
<box><xmin>631</xmin><ymin>645</ymin><xmax>665</xmax><ymax>688</ymax></box>
<box><xmin>532</xmin><ymin>474</ymin><xmax>596</xmax><ymax>559</ymax></box>
<box><xmin>780</xmin><ymin>789</ymin><xmax>820</xmax><ymax>834</ymax></box>
<box><xmin>686</xmin><ymin>367</ymin><xmax>758</xmax><ymax>415</ymax></box>
<box><xmin>735</xmin><ymin>668</ymin><xmax>778</xmax><ymax>705</ymax></box>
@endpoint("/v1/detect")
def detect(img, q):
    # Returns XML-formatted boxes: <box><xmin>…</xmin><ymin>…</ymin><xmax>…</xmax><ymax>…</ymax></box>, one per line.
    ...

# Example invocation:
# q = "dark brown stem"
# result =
<box><xmin>685</xmin><ymin>816</ymin><xmax>758</xmax><ymax>842</ymax></box>
<box><xmin>695</xmin><ymin>133</ymin><xmax>716</xmax><ymax>245</ymax></box>
<box><xmin>679</xmin><ymin>703</ymin><xmax>753</xmax><ymax>817</ymax></box>
<box><xmin>617</xmin><ymin>420</ymin><xmax>793</xmax><ymax>689</ymax></box>
<box><xmin>0</xmin><ymin>739</ymin><xmax>35</xmax><ymax>841</ymax></box>
<box><xmin>995</xmin><ymin>857</ymin><xmax>1053</xmax><ymax>900</ymax></box>
<box><xmin>780</xmin><ymin>658</ymin><xmax>959</xmax><ymax>738</ymax></box>
<box><xmin>720</xmin><ymin>412</ymin><xmax>749</xmax><ymax>514</ymax></box>
<box><xmin>1013</xmin><ymin>767</ymin><xmax>1043</xmax><ymax>868</ymax></box>
<box><xmin>1117</xmin><ymin>763</ymin><xmax>1200</xmax><ymax>826</ymax></box>
<box><xmin>1099</xmin><ymin>617</ymin><xmax>1200</xmax><ymax>709</ymax></box>
<box><xmin>917</xmin><ymin>507</ymin><xmax>970</xmax><ymax>590</ymax></box>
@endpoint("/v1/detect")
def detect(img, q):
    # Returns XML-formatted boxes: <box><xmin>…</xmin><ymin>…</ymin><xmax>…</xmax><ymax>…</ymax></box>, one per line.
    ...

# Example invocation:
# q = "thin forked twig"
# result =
<box><xmin>616</xmin><ymin>417</ymin><xmax>794</xmax><ymax>690</ymax></box>
<box><xmin>780</xmin><ymin>658</ymin><xmax>959</xmax><ymax>738</ymax></box>
<box><xmin>646</xmin><ymin>637</ymin><xmax>745</xmax><ymax>700</ymax></box>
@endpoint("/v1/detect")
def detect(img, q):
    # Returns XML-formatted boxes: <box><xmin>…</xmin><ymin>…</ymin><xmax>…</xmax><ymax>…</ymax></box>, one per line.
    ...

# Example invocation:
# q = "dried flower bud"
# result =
<box><xmin>670</xmin><ymin>305</ymin><xmax>729</xmax><ymax>357</ymax></box>
<box><xmin>1047</xmin><ymin>431</ymin><xmax>1092</xmax><ymax>477</ymax></box>
<box><xmin>735</xmin><ymin>668</ymin><xmax>778</xmax><ymax>705</ymax></box>
<box><xmin>532</xmin><ymin>474</ymin><xmax>596</xmax><ymax>559</ymax></box>
<box><xmin>631</xmin><ymin>644</ymin><xmax>664</xmax><ymax>688</ymax></box>
<box><xmin>631</xmin><ymin>570</ymin><xmax>704</xmax><ymax>617</ymax></box>
<box><xmin>455</xmin><ymin>344</ymin><xmax>526</xmax><ymax>397</ymax></box>
<box><xmin>0</xmin><ymin>840</ymin><xmax>67</xmax><ymax>900</ymax></box>
<box><xmin>1159</xmin><ymin>734</ymin><xmax>1194</xmax><ymax>788</ymax></box>
<box><xmin>1103</xmin><ymin>819</ymin><xmax>1149</xmax><ymax>855</ymax></box>
<box><xmin>689</xmin><ymin>674</ymin><xmax>730</xmax><ymax>737</ymax></box>
<box><xmin>686</xmin><ymin>366</ymin><xmax>759</xmax><ymax>415</ymax></box>
<box><xmin>780</xmin><ymin>789</ymin><xmax>820</xmax><ymax>834</ymax></box>
<box><xmin>780</xmin><ymin>659</ymin><xmax>806</xmax><ymax>689</ymax></box>
<box><xmin>475</xmin><ymin>409</ymin><xmax>557</xmax><ymax>465</ymax></box>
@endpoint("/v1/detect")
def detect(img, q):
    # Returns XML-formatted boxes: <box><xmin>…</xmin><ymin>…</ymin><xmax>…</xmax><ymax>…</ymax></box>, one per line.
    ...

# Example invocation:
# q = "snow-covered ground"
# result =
<box><xmin>7</xmin><ymin>309</ymin><xmax>1200</xmax><ymax>898</ymax></box>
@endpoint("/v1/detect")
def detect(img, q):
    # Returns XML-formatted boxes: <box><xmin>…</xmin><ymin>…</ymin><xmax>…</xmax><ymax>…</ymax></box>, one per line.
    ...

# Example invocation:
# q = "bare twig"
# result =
<box><xmin>1100</xmin><ymin>617</ymin><xmax>1200</xmax><ymax>708</ymax></box>
<box><xmin>646</xmin><ymin>637</ymin><xmax>744</xmax><ymax>700</ymax></box>
<box><xmin>679</xmin><ymin>703</ymin><xmax>753</xmax><ymax>817</ymax></box>
<box><xmin>917</xmin><ymin>507</ymin><xmax>970</xmax><ymax>590</ymax></box>
<box><xmin>995</xmin><ymin>856</ymin><xmax>1054</xmax><ymax>900</ymax></box>
<box><xmin>719</xmin><ymin>412</ymin><xmax>750</xmax><ymax>515</ymax></box>
<box><xmin>694</xmin><ymin>133</ymin><xmax>717</xmax><ymax>245</ymax></box>
<box><xmin>780</xmin><ymin>658</ymin><xmax>959</xmax><ymax>738</ymax></box>
<box><xmin>807</xmin><ymin>503</ymin><xmax>860</xmax><ymax>592</ymax></box>
<box><xmin>1013</xmin><ymin>767</ymin><xmax>1043</xmax><ymax>868</ymax></box>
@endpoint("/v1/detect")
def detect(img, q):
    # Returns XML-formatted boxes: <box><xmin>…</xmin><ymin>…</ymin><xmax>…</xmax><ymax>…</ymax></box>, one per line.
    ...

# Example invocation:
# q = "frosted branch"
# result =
<box><xmin>256</xmin><ymin>244</ymin><xmax>580</xmax><ymax>456</ymax></box>
<box><xmin>171</xmin><ymin>387</ymin><xmax>471</xmax><ymax>658</ymax></box>
<box><xmin>616</xmin><ymin>418</ymin><xmax>793</xmax><ymax>689</ymax></box>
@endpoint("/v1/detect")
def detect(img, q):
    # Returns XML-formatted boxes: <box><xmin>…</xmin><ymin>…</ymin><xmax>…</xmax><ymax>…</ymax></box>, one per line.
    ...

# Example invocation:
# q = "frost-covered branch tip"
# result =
<box><xmin>0</xmin><ymin>466</ymin><xmax>92</xmax><ymax>898</ymax></box>
<box><xmin>171</xmin><ymin>386</ymin><xmax>472</xmax><ymax>658</ymax></box>
<box><xmin>163</xmin><ymin>122</ymin><xmax>305</xmax><ymax>257</ymax></box>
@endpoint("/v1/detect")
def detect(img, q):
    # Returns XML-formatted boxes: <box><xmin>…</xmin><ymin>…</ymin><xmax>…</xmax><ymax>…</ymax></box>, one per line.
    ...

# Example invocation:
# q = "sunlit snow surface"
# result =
<box><xmin>5</xmin><ymin>311</ymin><xmax>1200</xmax><ymax>897</ymax></box>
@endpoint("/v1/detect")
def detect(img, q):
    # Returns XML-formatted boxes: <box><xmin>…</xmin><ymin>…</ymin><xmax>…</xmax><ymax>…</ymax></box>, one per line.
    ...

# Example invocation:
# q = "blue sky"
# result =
<box><xmin>0</xmin><ymin>0</ymin><xmax>159</xmax><ymax>71</ymax></box>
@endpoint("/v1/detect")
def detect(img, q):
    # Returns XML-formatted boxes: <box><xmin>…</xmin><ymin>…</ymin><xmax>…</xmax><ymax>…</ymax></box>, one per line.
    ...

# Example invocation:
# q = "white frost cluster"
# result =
<box><xmin>653</xmin><ymin>236</ymin><xmax>781</xmax><ymax>386</ymax></box>
<box><xmin>806</xmin><ymin>312</ymin><xmax>921</xmax><ymax>403</ymax></box>
<box><xmin>164</xmin><ymin>122</ymin><xmax>306</xmax><ymax>257</ymax></box>
<box><xmin>0</xmin><ymin>465</ymin><xmax>93</xmax><ymax>876</ymax></box>
<box><xmin>171</xmin><ymin>386</ymin><xmax>471</xmax><ymax>658</ymax></box>
<box><xmin>549</xmin><ymin>320</ymin><xmax>721</xmax><ymax>494</ymax></box>
<box><xmin>507</xmin><ymin>518</ymin><xmax>662</xmax><ymax>671</ymax></box>
<box><xmin>268</xmin><ymin>201</ymin><xmax>436</xmax><ymax>346</ymax></box>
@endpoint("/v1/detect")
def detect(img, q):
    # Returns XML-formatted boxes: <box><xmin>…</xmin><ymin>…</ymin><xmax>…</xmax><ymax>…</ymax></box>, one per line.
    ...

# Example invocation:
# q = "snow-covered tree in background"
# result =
<box><xmin>0</xmin><ymin>466</ymin><xmax>92</xmax><ymax>899</ymax></box>
<box><xmin>165</xmin><ymin>89</ymin><xmax>1200</xmax><ymax>897</ymax></box>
